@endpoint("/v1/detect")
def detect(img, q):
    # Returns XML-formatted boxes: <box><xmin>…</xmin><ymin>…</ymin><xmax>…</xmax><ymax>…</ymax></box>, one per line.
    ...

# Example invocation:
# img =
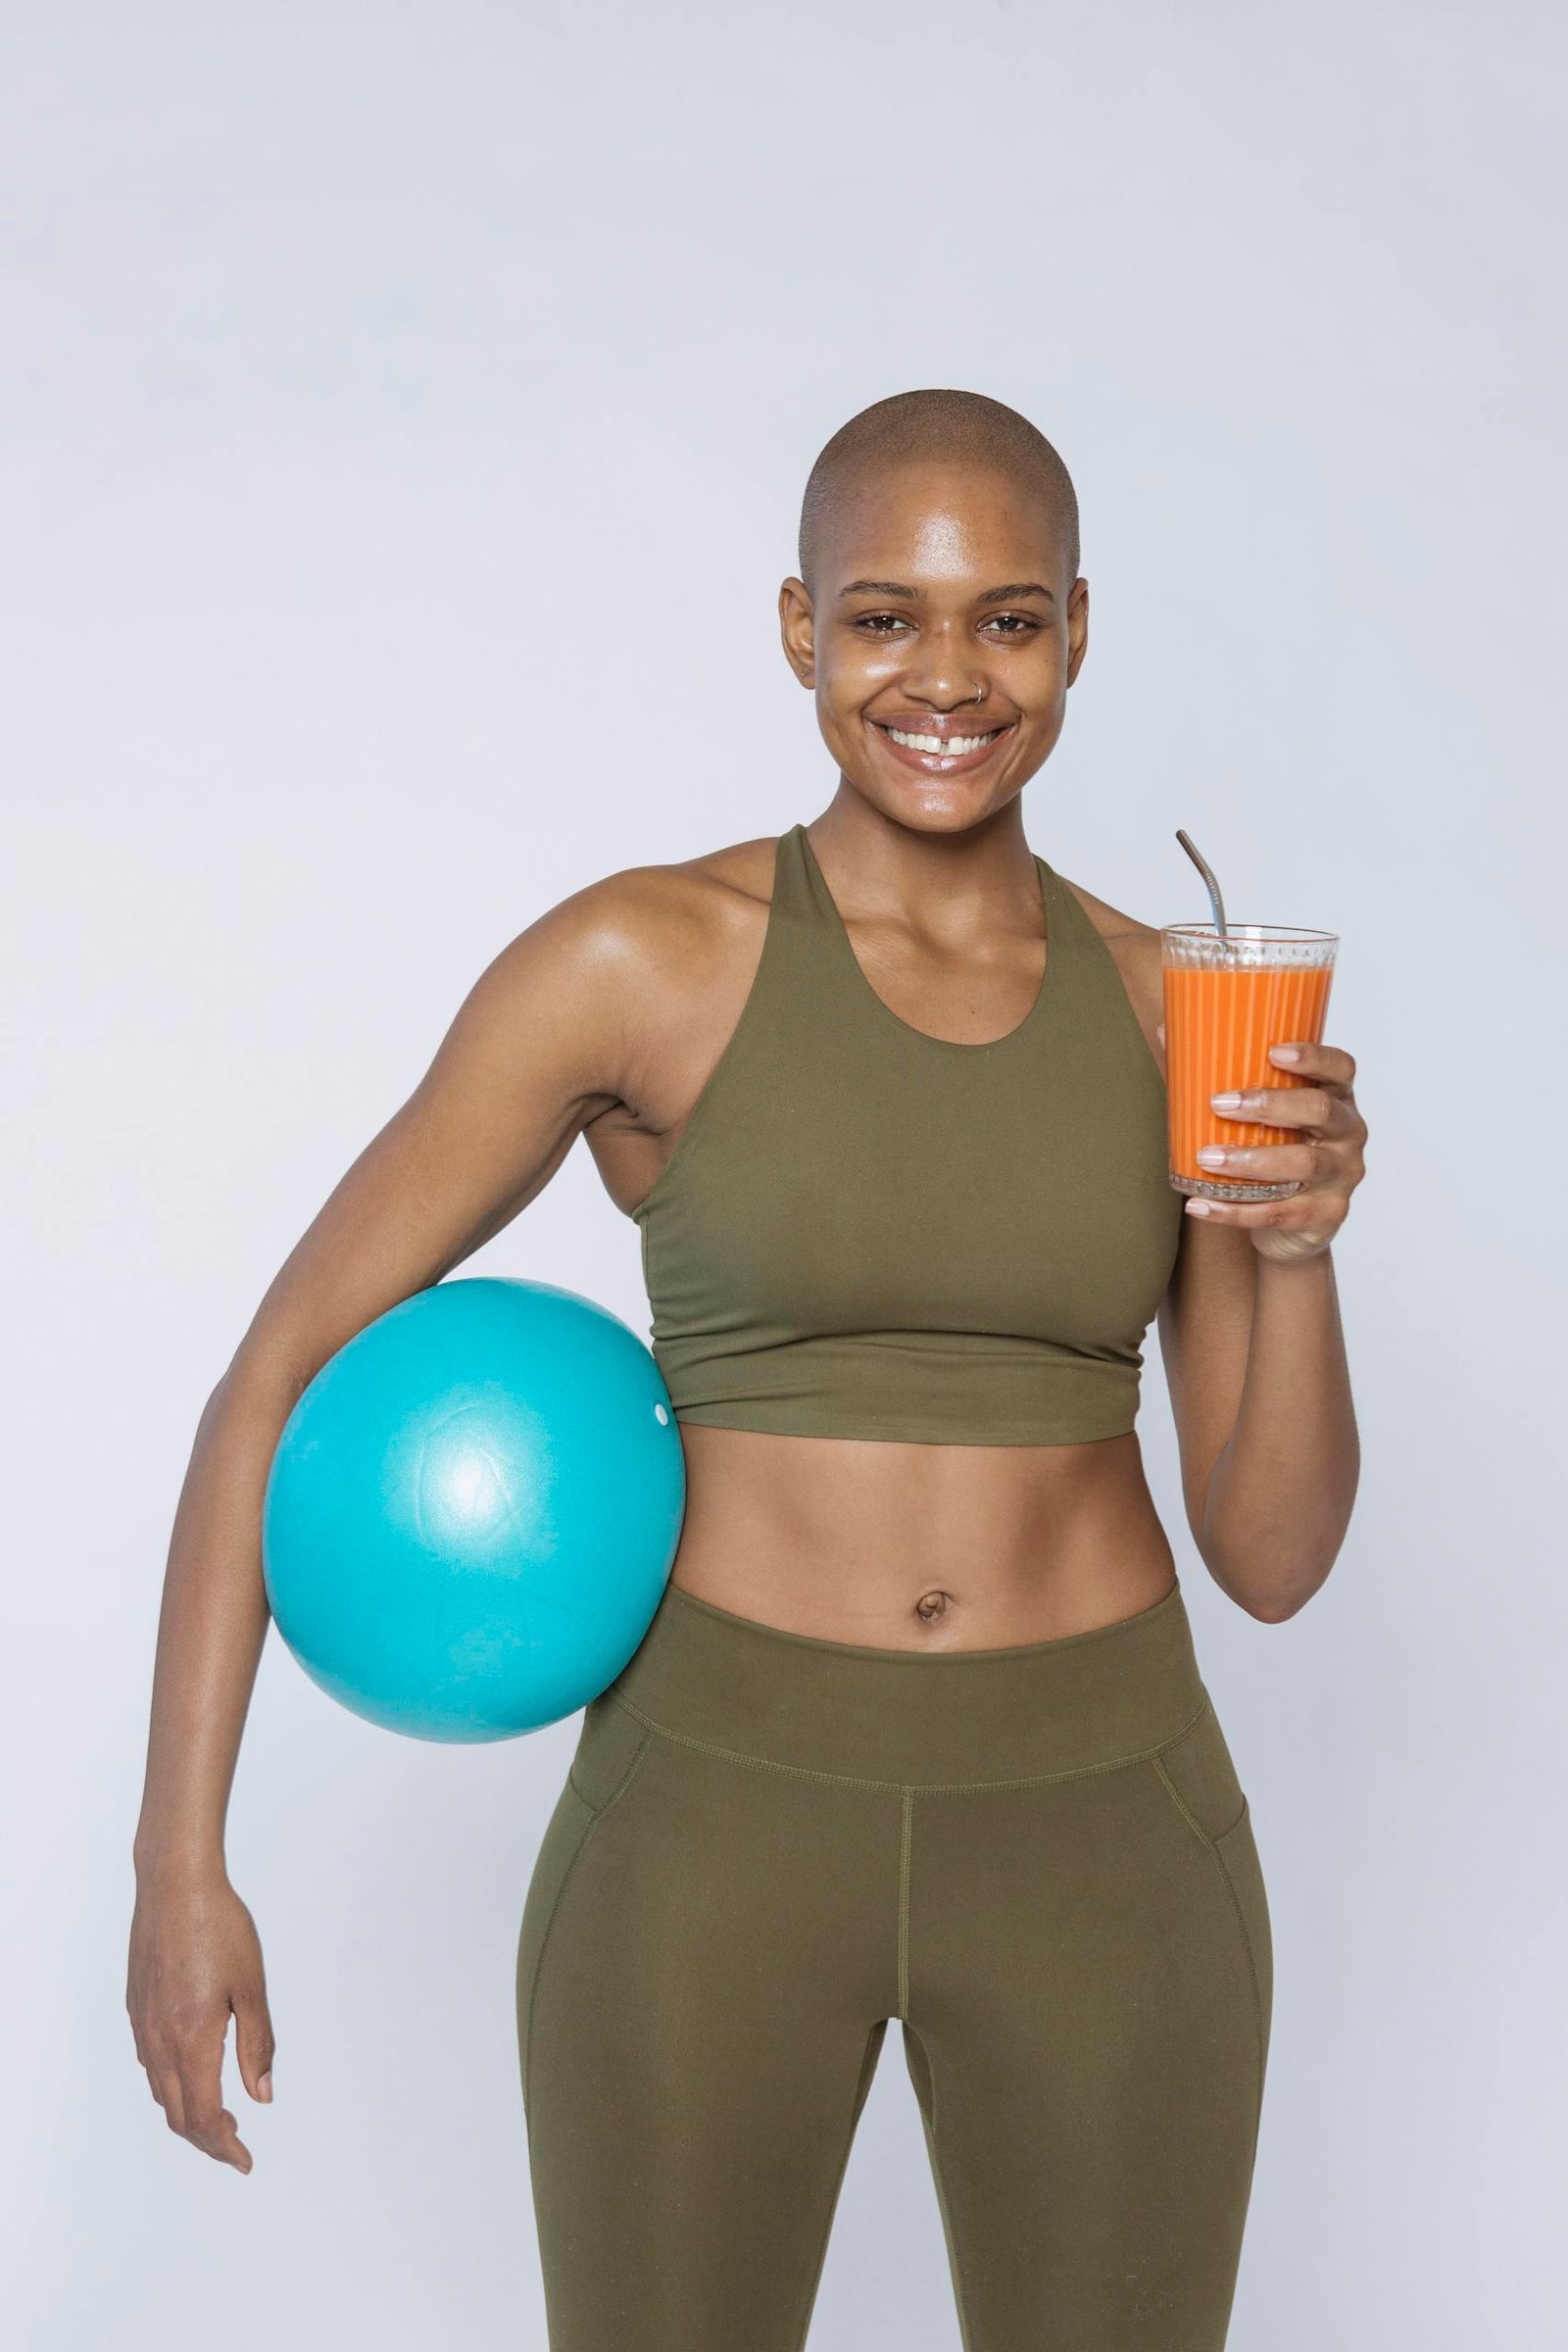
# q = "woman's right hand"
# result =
<box><xmin>127</xmin><ymin>1873</ymin><xmax>275</xmax><ymax>2173</ymax></box>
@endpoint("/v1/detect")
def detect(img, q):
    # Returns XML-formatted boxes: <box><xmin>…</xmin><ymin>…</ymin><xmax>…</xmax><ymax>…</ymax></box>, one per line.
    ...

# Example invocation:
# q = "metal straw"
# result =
<box><xmin>1175</xmin><ymin>828</ymin><xmax>1231</xmax><ymax>946</ymax></box>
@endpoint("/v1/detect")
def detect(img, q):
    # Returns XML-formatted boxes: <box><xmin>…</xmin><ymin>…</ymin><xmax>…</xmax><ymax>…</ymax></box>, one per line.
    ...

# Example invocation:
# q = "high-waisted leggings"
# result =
<box><xmin>515</xmin><ymin>1575</ymin><xmax>1272</xmax><ymax>2350</ymax></box>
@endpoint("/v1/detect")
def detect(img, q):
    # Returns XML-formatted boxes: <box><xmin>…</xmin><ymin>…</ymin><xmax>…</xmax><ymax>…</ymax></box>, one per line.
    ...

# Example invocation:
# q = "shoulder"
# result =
<box><xmin>531</xmin><ymin>833</ymin><xmax>780</xmax><ymax>988</ymax></box>
<box><xmin>426</xmin><ymin>834</ymin><xmax>784</xmax><ymax>1112</ymax></box>
<box><xmin>1054</xmin><ymin>865</ymin><xmax>1163</xmax><ymax>979</ymax></box>
<box><xmin>480</xmin><ymin>832</ymin><xmax>777</xmax><ymax>977</ymax></box>
<box><xmin>1053</xmin><ymin>865</ymin><xmax>1164</xmax><ymax>1054</ymax></box>
<box><xmin>457</xmin><ymin>834</ymin><xmax>782</xmax><ymax>1084</ymax></box>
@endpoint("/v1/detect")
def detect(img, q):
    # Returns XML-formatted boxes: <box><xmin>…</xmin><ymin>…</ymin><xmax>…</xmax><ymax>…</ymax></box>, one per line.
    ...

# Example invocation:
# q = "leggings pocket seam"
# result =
<box><xmin>525</xmin><ymin>1728</ymin><xmax>654</xmax><ymax>2120</ymax></box>
<box><xmin>1152</xmin><ymin>1686</ymin><xmax>1216</xmax><ymax>1766</ymax></box>
<box><xmin>1212</xmin><ymin>1801</ymin><xmax>1269</xmax><ymax>2135</ymax></box>
<box><xmin>1150</xmin><ymin>1759</ymin><xmax>1267</xmax><ymax>2122</ymax></box>
<box><xmin>567</xmin><ymin>1723</ymin><xmax>651</xmax><ymax>1816</ymax></box>
<box><xmin>1149</xmin><ymin>1737</ymin><xmax>1245</xmax><ymax>1849</ymax></box>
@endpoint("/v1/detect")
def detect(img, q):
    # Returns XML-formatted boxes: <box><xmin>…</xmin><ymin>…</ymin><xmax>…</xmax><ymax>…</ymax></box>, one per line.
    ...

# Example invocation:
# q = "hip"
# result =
<box><xmin>520</xmin><ymin>1567</ymin><xmax>1273</xmax><ymax>2153</ymax></box>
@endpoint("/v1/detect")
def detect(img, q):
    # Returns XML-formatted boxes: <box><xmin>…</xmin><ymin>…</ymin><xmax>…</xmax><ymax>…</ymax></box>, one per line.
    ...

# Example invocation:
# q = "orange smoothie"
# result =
<box><xmin>1161</xmin><ymin>929</ymin><xmax>1337</xmax><ymax>1200</ymax></box>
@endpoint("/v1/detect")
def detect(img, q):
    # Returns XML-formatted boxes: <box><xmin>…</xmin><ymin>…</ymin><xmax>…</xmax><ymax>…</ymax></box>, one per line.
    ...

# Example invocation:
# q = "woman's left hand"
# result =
<box><xmin>1163</xmin><ymin>1036</ymin><xmax>1368</xmax><ymax>1265</ymax></box>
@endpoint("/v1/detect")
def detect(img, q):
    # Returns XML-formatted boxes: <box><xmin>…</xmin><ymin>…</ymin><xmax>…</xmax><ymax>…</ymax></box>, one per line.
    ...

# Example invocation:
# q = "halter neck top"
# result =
<box><xmin>632</xmin><ymin>822</ymin><xmax>1183</xmax><ymax>1446</ymax></box>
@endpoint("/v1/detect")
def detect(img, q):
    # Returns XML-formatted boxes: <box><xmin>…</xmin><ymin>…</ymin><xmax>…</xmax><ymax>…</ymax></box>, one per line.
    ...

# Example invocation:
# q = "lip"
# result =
<box><xmin>867</xmin><ymin>716</ymin><xmax>1017</xmax><ymax>776</ymax></box>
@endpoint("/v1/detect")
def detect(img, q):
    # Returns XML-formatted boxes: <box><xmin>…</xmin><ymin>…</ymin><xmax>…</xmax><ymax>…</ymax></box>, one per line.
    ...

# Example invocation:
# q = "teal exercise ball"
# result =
<box><xmin>262</xmin><ymin>1277</ymin><xmax>685</xmax><ymax>1742</ymax></box>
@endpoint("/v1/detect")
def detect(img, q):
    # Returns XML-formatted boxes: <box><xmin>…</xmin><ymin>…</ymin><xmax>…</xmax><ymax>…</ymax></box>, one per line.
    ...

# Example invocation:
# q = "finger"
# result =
<box><xmin>232</xmin><ymin>1984</ymin><xmax>276</xmax><ymax>2104</ymax></box>
<box><xmin>174</xmin><ymin>2063</ymin><xmax>253</xmax><ymax>2172</ymax></box>
<box><xmin>1185</xmin><ymin>1189</ymin><xmax>1336</xmax><ymax>1232</ymax></box>
<box><xmin>1266</xmin><ymin>1039</ymin><xmax>1356</xmax><ymax>1089</ymax></box>
<box><xmin>1210</xmin><ymin>1084</ymin><xmax>1338</xmax><ymax>1131</ymax></box>
<box><xmin>166</xmin><ymin>2011</ymin><xmax>254</xmax><ymax>2171</ymax></box>
<box><xmin>154</xmin><ymin>2065</ymin><xmax>185</xmax><ymax>2133</ymax></box>
<box><xmin>1195</xmin><ymin>1142</ymin><xmax>1319</xmax><ymax>1185</ymax></box>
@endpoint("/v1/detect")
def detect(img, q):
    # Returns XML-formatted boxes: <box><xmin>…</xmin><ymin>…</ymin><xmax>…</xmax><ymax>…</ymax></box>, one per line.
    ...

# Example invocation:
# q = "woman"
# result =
<box><xmin>129</xmin><ymin>389</ymin><xmax>1365</xmax><ymax>2350</ymax></box>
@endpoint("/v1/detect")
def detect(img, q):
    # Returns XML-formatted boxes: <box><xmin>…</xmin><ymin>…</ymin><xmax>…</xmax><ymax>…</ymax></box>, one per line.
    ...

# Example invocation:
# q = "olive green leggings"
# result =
<box><xmin>516</xmin><ymin>1577</ymin><xmax>1272</xmax><ymax>2350</ymax></box>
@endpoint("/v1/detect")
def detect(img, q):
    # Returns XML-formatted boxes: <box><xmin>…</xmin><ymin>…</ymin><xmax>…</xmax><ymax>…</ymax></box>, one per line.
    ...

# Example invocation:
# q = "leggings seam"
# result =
<box><xmin>1150</xmin><ymin>1757</ymin><xmax>1267</xmax><ymax>2127</ymax></box>
<box><xmin>605</xmin><ymin>1689</ymin><xmax>1210</xmax><ymax>1795</ymax></box>
<box><xmin>523</xmin><ymin>1728</ymin><xmax>654</xmax><ymax>2123</ymax></box>
<box><xmin>1155</xmin><ymin>1685</ymin><xmax>1215</xmax><ymax>1759</ymax></box>
<box><xmin>897</xmin><ymin>1791</ymin><xmax>913</xmax><ymax>2020</ymax></box>
<box><xmin>1214</xmin><ymin>1808</ymin><xmax>1269</xmax><ymax>2142</ymax></box>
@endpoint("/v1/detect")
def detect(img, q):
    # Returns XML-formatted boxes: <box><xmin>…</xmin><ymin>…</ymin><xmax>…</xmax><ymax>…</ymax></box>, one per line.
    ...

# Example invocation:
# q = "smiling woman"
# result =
<box><xmin>130</xmin><ymin>385</ymin><xmax>1364</xmax><ymax>2352</ymax></box>
<box><xmin>513</xmin><ymin>391</ymin><xmax>1362</xmax><ymax>2348</ymax></box>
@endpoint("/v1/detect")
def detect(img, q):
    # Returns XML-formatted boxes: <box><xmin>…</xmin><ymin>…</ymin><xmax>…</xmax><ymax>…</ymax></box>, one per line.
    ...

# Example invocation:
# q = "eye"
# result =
<box><xmin>981</xmin><ymin>612</ymin><xmax>1042</xmax><ymax>638</ymax></box>
<box><xmin>851</xmin><ymin>612</ymin><xmax>910</xmax><ymax>636</ymax></box>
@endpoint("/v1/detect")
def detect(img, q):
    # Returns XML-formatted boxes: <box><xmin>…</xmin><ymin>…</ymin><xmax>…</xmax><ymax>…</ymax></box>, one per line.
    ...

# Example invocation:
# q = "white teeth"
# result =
<box><xmin>886</xmin><ymin>726</ymin><xmax>998</xmax><ymax>757</ymax></box>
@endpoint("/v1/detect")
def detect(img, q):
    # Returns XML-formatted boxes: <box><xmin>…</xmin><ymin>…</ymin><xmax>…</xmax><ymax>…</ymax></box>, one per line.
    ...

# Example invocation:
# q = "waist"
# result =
<box><xmin>605</xmin><ymin>1574</ymin><xmax>1207</xmax><ymax>1788</ymax></box>
<box><xmin>667</xmin><ymin>1420</ymin><xmax>1177</xmax><ymax>1646</ymax></box>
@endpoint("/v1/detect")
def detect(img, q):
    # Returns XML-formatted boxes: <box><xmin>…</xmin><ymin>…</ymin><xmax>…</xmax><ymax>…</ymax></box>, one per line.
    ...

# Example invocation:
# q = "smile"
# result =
<box><xmin>885</xmin><ymin>726</ymin><xmax>1003</xmax><ymax>756</ymax></box>
<box><xmin>870</xmin><ymin>718</ymin><xmax>1014</xmax><ymax>773</ymax></box>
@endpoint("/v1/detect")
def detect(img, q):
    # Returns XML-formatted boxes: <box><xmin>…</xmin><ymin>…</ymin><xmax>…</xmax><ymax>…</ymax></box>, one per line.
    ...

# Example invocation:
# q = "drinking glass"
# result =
<box><xmin>1160</xmin><ymin>922</ymin><xmax>1340</xmax><ymax>1201</ymax></box>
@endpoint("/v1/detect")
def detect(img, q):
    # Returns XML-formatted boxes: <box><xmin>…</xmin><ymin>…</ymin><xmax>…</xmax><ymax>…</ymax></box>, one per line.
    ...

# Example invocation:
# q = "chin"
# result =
<box><xmin>843</xmin><ymin>777</ymin><xmax>1018</xmax><ymax>836</ymax></box>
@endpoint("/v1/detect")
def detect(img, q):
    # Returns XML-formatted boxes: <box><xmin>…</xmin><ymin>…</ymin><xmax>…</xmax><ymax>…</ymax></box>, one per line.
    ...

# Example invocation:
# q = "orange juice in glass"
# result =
<box><xmin>1160</xmin><ymin>921</ymin><xmax>1339</xmax><ymax>1200</ymax></box>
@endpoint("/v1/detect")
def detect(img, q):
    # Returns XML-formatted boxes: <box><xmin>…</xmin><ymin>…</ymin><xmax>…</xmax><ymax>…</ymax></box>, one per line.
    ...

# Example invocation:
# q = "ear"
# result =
<box><xmin>1065</xmin><ymin>573</ymin><xmax>1090</xmax><ymax>686</ymax></box>
<box><xmin>778</xmin><ymin>576</ymin><xmax>816</xmax><ymax>688</ymax></box>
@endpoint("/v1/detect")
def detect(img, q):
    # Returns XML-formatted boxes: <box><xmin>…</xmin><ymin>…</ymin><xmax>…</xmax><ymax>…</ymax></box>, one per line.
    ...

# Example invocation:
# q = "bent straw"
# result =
<box><xmin>1175</xmin><ymin>828</ymin><xmax>1232</xmax><ymax>947</ymax></box>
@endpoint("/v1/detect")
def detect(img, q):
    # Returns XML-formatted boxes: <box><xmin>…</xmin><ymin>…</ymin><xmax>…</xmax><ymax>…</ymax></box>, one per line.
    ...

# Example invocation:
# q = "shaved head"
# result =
<box><xmin>798</xmin><ymin>389</ymin><xmax>1080</xmax><ymax>592</ymax></box>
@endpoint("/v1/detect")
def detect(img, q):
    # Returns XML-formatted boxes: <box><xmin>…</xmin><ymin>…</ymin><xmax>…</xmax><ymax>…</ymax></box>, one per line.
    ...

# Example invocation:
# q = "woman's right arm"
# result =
<box><xmin>127</xmin><ymin>871</ymin><xmax>658</xmax><ymax>2172</ymax></box>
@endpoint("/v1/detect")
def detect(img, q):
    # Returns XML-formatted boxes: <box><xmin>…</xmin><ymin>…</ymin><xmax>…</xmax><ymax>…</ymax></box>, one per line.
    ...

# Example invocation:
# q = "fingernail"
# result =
<box><xmin>1269</xmin><ymin>1044</ymin><xmax>1301</xmax><ymax>1064</ymax></box>
<box><xmin>1210</xmin><ymin>1091</ymin><xmax>1242</xmax><ymax>1110</ymax></box>
<box><xmin>259</xmin><ymin>2073</ymin><xmax>272</xmax><ymax>2102</ymax></box>
<box><xmin>1196</xmin><ymin>1147</ymin><xmax>1228</xmax><ymax>1167</ymax></box>
<box><xmin>1186</xmin><ymin>1198</ymin><xmax>1212</xmax><ymax>1216</ymax></box>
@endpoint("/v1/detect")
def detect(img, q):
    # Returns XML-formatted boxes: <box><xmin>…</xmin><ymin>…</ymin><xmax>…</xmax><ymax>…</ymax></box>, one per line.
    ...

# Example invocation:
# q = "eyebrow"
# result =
<box><xmin>837</xmin><ymin>578</ymin><xmax>1056</xmax><ymax>606</ymax></box>
<box><xmin>978</xmin><ymin>582</ymin><xmax>1056</xmax><ymax>607</ymax></box>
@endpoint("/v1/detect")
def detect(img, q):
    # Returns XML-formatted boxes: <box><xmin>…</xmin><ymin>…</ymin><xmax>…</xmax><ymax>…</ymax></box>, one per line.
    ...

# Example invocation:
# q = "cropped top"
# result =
<box><xmin>631</xmin><ymin>822</ymin><xmax>1184</xmax><ymax>1446</ymax></box>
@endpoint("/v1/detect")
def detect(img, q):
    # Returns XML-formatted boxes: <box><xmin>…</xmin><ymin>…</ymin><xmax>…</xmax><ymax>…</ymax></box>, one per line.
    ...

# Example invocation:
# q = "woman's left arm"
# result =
<box><xmin>1155</xmin><ymin>1037</ymin><xmax>1367</xmax><ymax>1623</ymax></box>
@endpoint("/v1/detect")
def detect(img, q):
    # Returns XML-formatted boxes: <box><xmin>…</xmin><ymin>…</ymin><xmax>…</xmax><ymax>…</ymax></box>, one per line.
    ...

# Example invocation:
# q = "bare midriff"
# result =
<box><xmin>668</xmin><ymin>1423</ymin><xmax>1178</xmax><ymax>1651</ymax></box>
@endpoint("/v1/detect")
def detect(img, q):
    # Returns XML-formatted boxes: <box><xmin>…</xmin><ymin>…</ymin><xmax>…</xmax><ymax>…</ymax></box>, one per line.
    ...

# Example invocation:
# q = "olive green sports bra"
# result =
<box><xmin>632</xmin><ymin>822</ymin><xmax>1183</xmax><ymax>1446</ymax></box>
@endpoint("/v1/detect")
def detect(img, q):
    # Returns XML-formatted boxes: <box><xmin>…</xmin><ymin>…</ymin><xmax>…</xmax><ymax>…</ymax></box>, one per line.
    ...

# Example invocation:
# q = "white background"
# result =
<box><xmin>6</xmin><ymin>3</ymin><xmax>1564</xmax><ymax>2344</ymax></box>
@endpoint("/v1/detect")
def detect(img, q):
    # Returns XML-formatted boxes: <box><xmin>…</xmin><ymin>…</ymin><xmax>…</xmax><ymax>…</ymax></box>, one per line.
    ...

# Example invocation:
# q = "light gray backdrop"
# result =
<box><xmin>6</xmin><ymin>3</ymin><xmax>1564</xmax><ymax>2344</ymax></box>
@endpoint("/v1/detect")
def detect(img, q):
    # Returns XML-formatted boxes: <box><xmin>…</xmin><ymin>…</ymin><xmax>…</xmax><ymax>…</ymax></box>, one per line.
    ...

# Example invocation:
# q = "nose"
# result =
<box><xmin>899</xmin><ymin>621</ymin><xmax>987</xmax><ymax>710</ymax></box>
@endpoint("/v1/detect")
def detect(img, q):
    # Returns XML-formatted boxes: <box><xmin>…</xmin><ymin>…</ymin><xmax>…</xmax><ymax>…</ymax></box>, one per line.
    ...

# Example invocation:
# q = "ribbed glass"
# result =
<box><xmin>1159</xmin><ymin>923</ymin><xmax>1340</xmax><ymax>1201</ymax></box>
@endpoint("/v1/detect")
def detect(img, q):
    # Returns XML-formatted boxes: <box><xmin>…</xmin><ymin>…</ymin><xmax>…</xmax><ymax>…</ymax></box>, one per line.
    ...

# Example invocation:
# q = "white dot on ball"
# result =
<box><xmin>654</xmin><ymin>1402</ymin><xmax>668</xmax><ymax>1425</ymax></box>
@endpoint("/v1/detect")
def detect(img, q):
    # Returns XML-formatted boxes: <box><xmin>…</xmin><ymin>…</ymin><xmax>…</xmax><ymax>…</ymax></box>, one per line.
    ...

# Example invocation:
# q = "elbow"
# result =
<box><xmin>199</xmin><ymin>1347</ymin><xmax>314</xmax><ymax>1446</ymax></box>
<box><xmin>1200</xmin><ymin>1535</ymin><xmax>1338</xmax><ymax>1623</ymax></box>
<box><xmin>1217</xmin><ymin>1553</ymin><xmax>1339</xmax><ymax>1623</ymax></box>
<box><xmin>1200</xmin><ymin>1499</ymin><xmax>1354</xmax><ymax>1627</ymax></box>
<box><xmin>1239</xmin><ymin>1582</ymin><xmax>1314</xmax><ymax>1624</ymax></box>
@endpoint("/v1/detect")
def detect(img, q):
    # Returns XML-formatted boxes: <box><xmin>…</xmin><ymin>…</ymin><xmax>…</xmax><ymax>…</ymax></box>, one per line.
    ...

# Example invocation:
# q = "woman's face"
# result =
<box><xmin>779</xmin><ymin>458</ymin><xmax>1089</xmax><ymax>834</ymax></box>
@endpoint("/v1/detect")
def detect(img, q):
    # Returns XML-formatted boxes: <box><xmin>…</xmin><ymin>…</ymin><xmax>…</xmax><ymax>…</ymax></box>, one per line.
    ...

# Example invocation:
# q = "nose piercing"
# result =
<box><xmin>971</xmin><ymin>682</ymin><xmax>985</xmax><ymax>704</ymax></box>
